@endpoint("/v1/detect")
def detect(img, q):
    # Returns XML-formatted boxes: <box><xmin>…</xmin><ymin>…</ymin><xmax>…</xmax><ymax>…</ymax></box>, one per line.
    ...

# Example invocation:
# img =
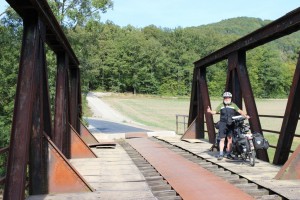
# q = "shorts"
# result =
<box><xmin>218</xmin><ymin>121</ymin><xmax>234</xmax><ymax>139</ymax></box>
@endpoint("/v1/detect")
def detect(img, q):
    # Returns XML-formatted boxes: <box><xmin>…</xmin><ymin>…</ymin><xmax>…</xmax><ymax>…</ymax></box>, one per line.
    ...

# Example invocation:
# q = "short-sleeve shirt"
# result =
<box><xmin>215</xmin><ymin>102</ymin><xmax>239</xmax><ymax>113</ymax></box>
<box><xmin>214</xmin><ymin>102</ymin><xmax>240</xmax><ymax>123</ymax></box>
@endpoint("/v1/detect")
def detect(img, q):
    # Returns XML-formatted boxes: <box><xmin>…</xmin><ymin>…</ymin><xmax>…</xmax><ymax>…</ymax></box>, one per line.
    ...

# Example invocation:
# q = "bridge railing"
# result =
<box><xmin>176</xmin><ymin>114</ymin><xmax>189</xmax><ymax>134</ymax></box>
<box><xmin>179</xmin><ymin>113</ymin><xmax>300</xmax><ymax>157</ymax></box>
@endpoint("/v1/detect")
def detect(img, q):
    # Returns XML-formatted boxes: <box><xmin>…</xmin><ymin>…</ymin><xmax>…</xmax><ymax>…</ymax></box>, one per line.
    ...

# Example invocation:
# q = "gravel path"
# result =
<box><xmin>86</xmin><ymin>92</ymin><xmax>133</xmax><ymax>123</ymax></box>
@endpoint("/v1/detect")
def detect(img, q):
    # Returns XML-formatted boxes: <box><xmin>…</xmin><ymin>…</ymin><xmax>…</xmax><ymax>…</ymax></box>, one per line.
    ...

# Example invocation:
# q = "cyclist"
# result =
<box><xmin>207</xmin><ymin>92</ymin><xmax>250</xmax><ymax>160</ymax></box>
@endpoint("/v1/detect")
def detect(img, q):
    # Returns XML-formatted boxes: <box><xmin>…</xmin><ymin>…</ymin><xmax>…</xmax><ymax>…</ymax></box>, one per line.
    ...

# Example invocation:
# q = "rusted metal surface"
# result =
<box><xmin>274</xmin><ymin>54</ymin><xmax>300</xmax><ymax>165</ymax></box>
<box><xmin>62</xmin><ymin>70</ymin><xmax>71</xmax><ymax>159</ymax></box>
<box><xmin>199</xmin><ymin>68</ymin><xmax>215</xmax><ymax>143</ymax></box>
<box><xmin>157</xmin><ymin>136</ymin><xmax>300</xmax><ymax>200</ymax></box>
<box><xmin>191</xmin><ymin>8</ymin><xmax>300</xmax><ymax>163</ymax></box>
<box><xmin>70</xmin><ymin>125</ymin><xmax>97</xmax><ymax>158</ymax></box>
<box><xmin>4</xmin><ymin>0</ymin><xmax>83</xmax><ymax>197</ymax></box>
<box><xmin>188</xmin><ymin>68</ymin><xmax>198</xmax><ymax>125</ymax></box>
<box><xmin>45</xmin><ymin>133</ymin><xmax>94</xmax><ymax>193</ymax></box>
<box><xmin>187</xmin><ymin>68</ymin><xmax>205</xmax><ymax>139</ymax></box>
<box><xmin>275</xmin><ymin>144</ymin><xmax>300</xmax><ymax>179</ymax></box>
<box><xmin>29</xmin><ymin>17</ymin><xmax>49</xmax><ymax>195</ymax></box>
<box><xmin>4</xmin><ymin>15</ymin><xmax>41</xmax><ymax>200</ymax></box>
<box><xmin>54</xmin><ymin>53</ymin><xmax>69</xmax><ymax>155</ymax></box>
<box><xmin>128</xmin><ymin>138</ymin><xmax>254</xmax><ymax>200</ymax></box>
<box><xmin>6</xmin><ymin>0</ymin><xmax>79</xmax><ymax>68</ymax></box>
<box><xmin>231</xmin><ymin>51</ymin><xmax>269</xmax><ymax>161</ymax></box>
<box><xmin>181</xmin><ymin>117</ymin><xmax>197</xmax><ymax>139</ymax></box>
<box><xmin>70</xmin><ymin>69</ymin><xmax>80</xmax><ymax>133</ymax></box>
<box><xmin>80</xmin><ymin>122</ymin><xmax>116</xmax><ymax>147</ymax></box>
<box><xmin>80</xmin><ymin>122</ymin><xmax>99</xmax><ymax>144</ymax></box>
<box><xmin>227</xmin><ymin>54</ymin><xmax>242</xmax><ymax>108</ymax></box>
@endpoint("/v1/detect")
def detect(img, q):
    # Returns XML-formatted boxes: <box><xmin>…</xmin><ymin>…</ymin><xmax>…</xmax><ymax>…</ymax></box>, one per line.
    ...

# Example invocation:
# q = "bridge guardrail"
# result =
<box><xmin>175</xmin><ymin>114</ymin><xmax>189</xmax><ymax>134</ymax></box>
<box><xmin>176</xmin><ymin>114</ymin><xmax>300</xmax><ymax>154</ymax></box>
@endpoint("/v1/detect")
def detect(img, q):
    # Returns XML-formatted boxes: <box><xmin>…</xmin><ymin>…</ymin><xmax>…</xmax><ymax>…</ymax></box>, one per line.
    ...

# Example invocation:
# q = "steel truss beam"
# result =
<box><xmin>274</xmin><ymin>54</ymin><xmax>300</xmax><ymax>165</ymax></box>
<box><xmin>194</xmin><ymin>7</ymin><xmax>300</xmax><ymax>68</ymax></box>
<box><xmin>189</xmin><ymin>8</ymin><xmax>300</xmax><ymax>163</ymax></box>
<box><xmin>4</xmin><ymin>0</ymin><xmax>88</xmax><ymax>198</ymax></box>
<box><xmin>6</xmin><ymin>0</ymin><xmax>79</xmax><ymax>67</ymax></box>
<box><xmin>4</xmin><ymin>15</ymin><xmax>42</xmax><ymax>199</ymax></box>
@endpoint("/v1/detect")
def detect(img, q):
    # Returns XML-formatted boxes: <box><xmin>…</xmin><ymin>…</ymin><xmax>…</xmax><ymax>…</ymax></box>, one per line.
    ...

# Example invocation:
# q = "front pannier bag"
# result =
<box><xmin>252</xmin><ymin>132</ymin><xmax>269</xmax><ymax>150</ymax></box>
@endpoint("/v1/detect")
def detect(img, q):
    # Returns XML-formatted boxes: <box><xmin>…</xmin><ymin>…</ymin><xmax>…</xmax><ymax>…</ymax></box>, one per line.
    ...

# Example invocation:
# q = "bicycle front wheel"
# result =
<box><xmin>249</xmin><ymin>150</ymin><xmax>256</xmax><ymax>167</ymax></box>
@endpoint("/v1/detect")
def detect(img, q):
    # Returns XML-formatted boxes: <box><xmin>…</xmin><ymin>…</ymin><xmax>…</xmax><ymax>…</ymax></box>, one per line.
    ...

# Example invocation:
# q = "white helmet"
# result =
<box><xmin>223</xmin><ymin>92</ymin><xmax>232</xmax><ymax>98</ymax></box>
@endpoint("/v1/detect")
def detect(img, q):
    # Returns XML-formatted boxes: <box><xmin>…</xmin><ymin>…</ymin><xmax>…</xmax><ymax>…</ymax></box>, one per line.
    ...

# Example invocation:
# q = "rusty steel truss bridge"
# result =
<box><xmin>1</xmin><ymin>0</ymin><xmax>300</xmax><ymax>199</ymax></box>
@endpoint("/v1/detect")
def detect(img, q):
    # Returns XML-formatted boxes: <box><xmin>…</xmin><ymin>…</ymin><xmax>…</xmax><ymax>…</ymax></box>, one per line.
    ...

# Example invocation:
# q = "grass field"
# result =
<box><xmin>94</xmin><ymin>93</ymin><xmax>300</xmax><ymax>162</ymax></box>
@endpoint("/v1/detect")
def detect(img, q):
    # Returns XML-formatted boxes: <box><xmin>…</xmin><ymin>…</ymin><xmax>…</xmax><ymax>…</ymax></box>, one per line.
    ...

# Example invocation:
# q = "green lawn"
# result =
<box><xmin>90</xmin><ymin>93</ymin><xmax>300</xmax><ymax>163</ymax></box>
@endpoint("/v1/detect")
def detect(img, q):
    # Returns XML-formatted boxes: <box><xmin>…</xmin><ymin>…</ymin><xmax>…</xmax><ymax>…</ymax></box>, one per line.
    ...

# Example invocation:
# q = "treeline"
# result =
<box><xmin>1</xmin><ymin>8</ymin><xmax>300</xmax><ymax>147</ymax></box>
<box><xmin>66</xmin><ymin>17</ymin><xmax>300</xmax><ymax>98</ymax></box>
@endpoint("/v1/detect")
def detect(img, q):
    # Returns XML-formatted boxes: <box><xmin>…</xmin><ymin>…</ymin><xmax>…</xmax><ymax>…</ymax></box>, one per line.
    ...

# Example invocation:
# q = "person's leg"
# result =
<box><xmin>226</xmin><ymin>136</ymin><xmax>232</xmax><ymax>152</ymax></box>
<box><xmin>225</xmin><ymin>128</ymin><xmax>234</xmax><ymax>159</ymax></box>
<box><xmin>217</xmin><ymin>122</ymin><xmax>227</xmax><ymax>160</ymax></box>
<box><xmin>219</xmin><ymin>138</ymin><xmax>225</xmax><ymax>155</ymax></box>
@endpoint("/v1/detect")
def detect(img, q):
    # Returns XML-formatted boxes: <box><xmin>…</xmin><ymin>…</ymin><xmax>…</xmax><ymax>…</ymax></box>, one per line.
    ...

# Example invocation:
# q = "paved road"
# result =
<box><xmin>87</xmin><ymin>118</ymin><xmax>150</xmax><ymax>133</ymax></box>
<box><xmin>85</xmin><ymin>92</ymin><xmax>175</xmax><ymax>139</ymax></box>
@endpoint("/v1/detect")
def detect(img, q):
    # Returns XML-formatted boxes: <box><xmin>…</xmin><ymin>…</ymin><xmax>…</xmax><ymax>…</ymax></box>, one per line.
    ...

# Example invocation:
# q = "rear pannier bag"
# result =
<box><xmin>252</xmin><ymin>132</ymin><xmax>269</xmax><ymax>150</ymax></box>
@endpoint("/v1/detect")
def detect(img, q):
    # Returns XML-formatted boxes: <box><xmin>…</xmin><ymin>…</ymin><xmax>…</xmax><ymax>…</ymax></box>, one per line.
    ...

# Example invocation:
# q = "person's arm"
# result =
<box><xmin>237</xmin><ymin>109</ymin><xmax>250</xmax><ymax>119</ymax></box>
<box><xmin>207</xmin><ymin>106</ymin><xmax>217</xmax><ymax>115</ymax></box>
<box><xmin>207</xmin><ymin>103</ymin><xmax>221</xmax><ymax>115</ymax></box>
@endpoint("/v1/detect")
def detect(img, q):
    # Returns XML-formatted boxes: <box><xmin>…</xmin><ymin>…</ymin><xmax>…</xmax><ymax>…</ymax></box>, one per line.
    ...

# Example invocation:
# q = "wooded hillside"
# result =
<box><xmin>1</xmin><ymin>6</ymin><xmax>300</xmax><ymax>146</ymax></box>
<box><xmin>69</xmin><ymin>17</ymin><xmax>299</xmax><ymax>98</ymax></box>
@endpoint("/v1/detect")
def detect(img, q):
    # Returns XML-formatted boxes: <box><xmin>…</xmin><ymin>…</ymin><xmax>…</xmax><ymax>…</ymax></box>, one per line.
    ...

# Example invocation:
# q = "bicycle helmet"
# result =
<box><xmin>223</xmin><ymin>92</ymin><xmax>232</xmax><ymax>98</ymax></box>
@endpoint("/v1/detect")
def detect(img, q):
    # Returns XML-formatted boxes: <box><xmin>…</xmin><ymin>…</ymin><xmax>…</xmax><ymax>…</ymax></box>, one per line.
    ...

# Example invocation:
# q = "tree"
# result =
<box><xmin>48</xmin><ymin>0</ymin><xmax>113</xmax><ymax>28</ymax></box>
<box><xmin>0</xmin><ymin>23</ymin><xmax>21</xmax><ymax>147</ymax></box>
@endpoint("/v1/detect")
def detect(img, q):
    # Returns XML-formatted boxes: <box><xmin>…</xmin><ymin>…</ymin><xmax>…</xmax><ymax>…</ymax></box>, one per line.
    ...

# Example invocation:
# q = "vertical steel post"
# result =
<box><xmin>227</xmin><ymin>55</ymin><xmax>242</xmax><ymax>109</ymax></box>
<box><xmin>54</xmin><ymin>53</ymin><xmax>69</xmax><ymax>154</ymax></box>
<box><xmin>64</xmin><ymin>69</ymin><xmax>71</xmax><ymax>158</ymax></box>
<box><xmin>4</xmin><ymin>14</ymin><xmax>40</xmax><ymax>199</ymax></box>
<box><xmin>29</xmin><ymin>18</ymin><xmax>49</xmax><ymax>195</ymax></box>
<box><xmin>77</xmin><ymin>70</ymin><xmax>83</xmax><ymax>120</ymax></box>
<box><xmin>188</xmin><ymin>68</ymin><xmax>198</xmax><ymax>126</ymax></box>
<box><xmin>199</xmin><ymin>67</ymin><xmax>215</xmax><ymax>143</ymax></box>
<box><xmin>196</xmin><ymin>69</ymin><xmax>205</xmax><ymax>139</ymax></box>
<box><xmin>273</xmin><ymin>54</ymin><xmax>300</xmax><ymax>165</ymax></box>
<box><xmin>70</xmin><ymin>68</ymin><xmax>80</xmax><ymax>134</ymax></box>
<box><xmin>42</xmin><ymin>57</ymin><xmax>53</xmax><ymax>139</ymax></box>
<box><xmin>234</xmin><ymin>51</ymin><xmax>269</xmax><ymax>161</ymax></box>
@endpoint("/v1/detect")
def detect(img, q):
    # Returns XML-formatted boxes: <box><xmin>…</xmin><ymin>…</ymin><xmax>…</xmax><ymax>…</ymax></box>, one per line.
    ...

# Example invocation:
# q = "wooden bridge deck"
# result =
<box><xmin>27</xmin><ymin>135</ymin><xmax>300</xmax><ymax>200</ymax></box>
<box><xmin>27</xmin><ymin>143</ymin><xmax>157</xmax><ymax>200</ymax></box>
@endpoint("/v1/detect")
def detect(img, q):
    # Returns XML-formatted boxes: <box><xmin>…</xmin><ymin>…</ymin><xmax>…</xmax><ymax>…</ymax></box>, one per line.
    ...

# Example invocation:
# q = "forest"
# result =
<box><xmin>1</xmin><ymin>1</ymin><xmax>300</xmax><ymax>147</ymax></box>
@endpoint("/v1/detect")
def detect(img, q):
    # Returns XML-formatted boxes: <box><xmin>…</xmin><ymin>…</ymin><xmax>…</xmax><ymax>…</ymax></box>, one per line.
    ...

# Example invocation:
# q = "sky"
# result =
<box><xmin>1</xmin><ymin>0</ymin><xmax>300</xmax><ymax>28</ymax></box>
<box><xmin>100</xmin><ymin>0</ymin><xmax>300</xmax><ymax>28</ymax></box>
